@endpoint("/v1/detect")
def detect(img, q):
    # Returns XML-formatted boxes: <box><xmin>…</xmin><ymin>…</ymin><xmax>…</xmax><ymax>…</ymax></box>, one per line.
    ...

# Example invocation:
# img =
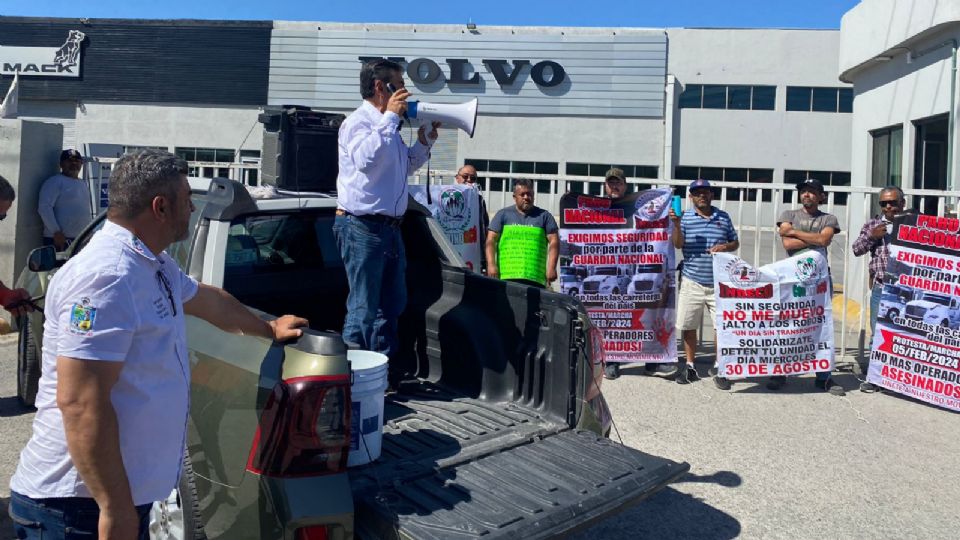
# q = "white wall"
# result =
<box><xmin>668</xmin><ymin>29</ymin><xmax>851</xmax><ymax>179</ymax></box>
<box><xmin>458</xmin><ymin>115</ymin><xmax>664</xmax><ymax>170</ymax></box>
<box><xmin>840</xmin><ymin>0</ymin><xmax>960</xmax><ymax>78</ymax></box>
<box><xmin>75</xmin><ymin>103</ymin><xmax>262</xmax><ymax>152</ymax></box>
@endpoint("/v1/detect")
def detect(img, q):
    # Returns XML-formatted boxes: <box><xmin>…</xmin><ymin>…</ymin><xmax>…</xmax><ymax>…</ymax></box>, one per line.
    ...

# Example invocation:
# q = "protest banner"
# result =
<box><xmin>498</xmin><ymin>225</ymin><xmax>548</xmax><ymax>285</ymax></box>
<box><xmin>866</xmin><ymin>213</ymin><xmax>960</xmax><ymax>411</ymax></box>
<box><xmin>410</xmin><ymin>184</ymin><xmax>483</xmax><ymax>271</ymax></box>
<box><xmin>559</xmin><ymin>189</ymin><xmax>676</xmax><ymax>363</ymax></box>
<box><xmin>713</xmin><ymin>252</ymin><xmax>834</xmax><ymax>379</ymax></box>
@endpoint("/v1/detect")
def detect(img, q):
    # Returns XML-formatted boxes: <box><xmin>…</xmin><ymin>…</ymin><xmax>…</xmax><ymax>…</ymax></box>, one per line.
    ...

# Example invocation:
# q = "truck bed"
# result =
<box><xmin>349</xmin><ymin>380</ymin><xmax>688</xmax><ymax>540</ymax></box>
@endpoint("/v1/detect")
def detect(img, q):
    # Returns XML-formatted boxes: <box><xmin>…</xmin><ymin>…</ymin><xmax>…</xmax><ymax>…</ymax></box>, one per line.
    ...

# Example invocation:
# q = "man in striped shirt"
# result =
<box><xmin>669</xmin><ymin>179</ymin><xmax>739</xmax><ymax>386</ymax></box>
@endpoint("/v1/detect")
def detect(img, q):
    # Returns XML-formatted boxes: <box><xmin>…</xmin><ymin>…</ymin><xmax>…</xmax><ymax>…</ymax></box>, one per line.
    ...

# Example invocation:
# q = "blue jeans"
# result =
<box><xmin>9</xmin><ymin>490</ymin><xmax>151</xmax><ymax>539</ymax></box>
<box><xmin>869</xmin><ymin>285</ymin><xmax>882</xmax><ymax>335</ymax></box>
<box><xmin>332</xmin><ymin>214</ymin><xmax>407</xmax><ymax>359</ymax></box>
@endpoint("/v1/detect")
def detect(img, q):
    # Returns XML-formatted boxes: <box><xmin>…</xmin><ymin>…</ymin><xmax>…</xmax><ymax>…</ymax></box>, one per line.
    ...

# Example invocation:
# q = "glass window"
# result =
<box><xmin>812</xmin><ymin>88</ymin><xmax>838</xmax><ymax>113</ymax></box>
<box><xmin>808</xmin><ymin>170</ymin><xmax>831</xmax><ymax>183</ymax></box>
<box><xmin>635</xmin><ymin>166</ymin><xmax>658</xmax><ymax>179</ymax></box>
<box><xmin>838</xmin><ymin>88</ymin><xmax>853</xmax><ymax>113</ymax></box>
<box><xmin>678</xmin><ymin>84</ymin><xmax>702</xmax><ymax>109</ymax></box>
<box><xmin>783</xmin><ymin>170</ymin><xmax>808</xmax><ymax>184</ymax></box>
<box><xmin>674</xmin><ymin>166</ymin><xmax>700</xmax><ymax>180</ymax></box>
<box><xmin>465</xmin><ymin>158</ymin><xmax>487</xmax><ymax>170</ymax></box>
<box><xmin>512</xmin><ymin>161</ymin><xmax>535</xmax><ymax>174</ymax></box>
<box><xmin>588</xmin><ymin>163</ymin><xmax>610</xmax><ymax>177</ymax></box>
<box><xmin>535</xmin><ymin>162</ymin><xmax>558</xmax><ymax>175</ymax></box>
<box><xmin>487</xmin><ymin>160</ymin><xmax>510</xmax><ymax>173</ymax></box>
<box><xmin>751</xmin><ymin>86</ymin><xmax>776</xmax><ymax>110</ymax></box>
<box><xmin>534</xmin><ymin>179</ymin><xmax>551</xmax><ymax>194</ymax></box>
<box><xmin>699</xmin><ymin>167</ymin><xmax>723</xmax><ymax>181</ymax></box>
<box><xmin>871</xmin><ymin>125</ymin><xmax>903</xmax><ymax>188</ymax></box>
<box><xmin>832</xmin><ymin>172</ymin><xmax>851</xmax><ymax>205</ymax></box>
<box><xmin>174</xmin><ymin>148</ymin><xmax>195</xmax><ymax>161</ymax></box>
<box><xmin>702</xmin><ymin>85</ymin><xmax>726</xmax><ymax>109</ymax></box>
<box><xmin>727</xmin><ymin>86</ymin><xmax>752</xmax><ymax>110</ymax></box>
<box><xmin>723</xmin><ymin>168</ymin><xmax>746</xmax><ymax>202</ymax></box>
<box><xmin>565</xmin><ymin>162</ymin><xmax>588</xmax><ymax>176</ymax></box>
<box><xmin>195</xmin><ymin>148</ymin><xmax>216</xmax><ymax>162</ymax></box>
<box><xmin>215</xmin><ymin>149</ymin><xmax>236</xmax><ymax>163</ymax></box>
<box><xmin>786</xmin><ymin>87</ymin><xmax>812</xmax><ymax>111</ymax></box>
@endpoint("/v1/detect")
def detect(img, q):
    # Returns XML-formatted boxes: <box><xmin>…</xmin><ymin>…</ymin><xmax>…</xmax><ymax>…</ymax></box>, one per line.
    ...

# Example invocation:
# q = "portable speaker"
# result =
<box><xmin>259</xmin><ymin>106</ymin><xmax>345</xmax><ymax>193</ymax></box>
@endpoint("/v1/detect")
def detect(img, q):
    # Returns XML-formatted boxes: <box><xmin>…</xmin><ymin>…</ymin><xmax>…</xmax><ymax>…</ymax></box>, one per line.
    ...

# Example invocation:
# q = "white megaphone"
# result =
<box><xmin>406</xmin><ymin>98</ymin><xmax>478</xmax><ymax>138</ymax></box>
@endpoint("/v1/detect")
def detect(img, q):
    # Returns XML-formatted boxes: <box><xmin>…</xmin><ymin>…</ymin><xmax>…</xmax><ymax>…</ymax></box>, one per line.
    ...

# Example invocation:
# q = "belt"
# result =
<box><xmin>336</xmin><ymin>209</ymin><xmax>403</xmax><ymax>226</ymax></box>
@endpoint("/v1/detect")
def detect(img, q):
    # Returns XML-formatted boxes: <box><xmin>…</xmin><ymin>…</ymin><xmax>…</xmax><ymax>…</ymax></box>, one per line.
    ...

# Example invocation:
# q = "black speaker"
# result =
<box><xmin>259</xmin><ymin>106</ymin><xmax>345</xmax><ymax>193</ymax></box>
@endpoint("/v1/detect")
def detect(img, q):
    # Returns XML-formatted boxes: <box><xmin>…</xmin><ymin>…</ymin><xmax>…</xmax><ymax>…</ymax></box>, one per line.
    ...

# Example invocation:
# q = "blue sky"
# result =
<box><xmin>0</xmin><ymin>0</ymin><xmax>859</xmax><ymax>29</ymax></box>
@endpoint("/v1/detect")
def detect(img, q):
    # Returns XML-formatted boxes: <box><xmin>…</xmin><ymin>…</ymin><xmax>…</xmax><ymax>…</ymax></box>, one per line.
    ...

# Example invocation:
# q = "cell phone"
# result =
<box><xmin>386</xmin><ymin>82</ymin><xmax>398</xmax><ymax>94</ymax></box>
<box><xmin>4</xmin><ymin>296</ymin><xmax>42</xmax><ymax>312</ymax></box>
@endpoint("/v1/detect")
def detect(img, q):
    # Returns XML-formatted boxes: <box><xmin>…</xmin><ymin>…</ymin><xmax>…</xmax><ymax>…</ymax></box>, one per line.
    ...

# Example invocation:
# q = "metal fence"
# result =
<box><xmin>88</xmin><ymin>157</ymin><xmax>960</xmax><ymax>366</ymax></box>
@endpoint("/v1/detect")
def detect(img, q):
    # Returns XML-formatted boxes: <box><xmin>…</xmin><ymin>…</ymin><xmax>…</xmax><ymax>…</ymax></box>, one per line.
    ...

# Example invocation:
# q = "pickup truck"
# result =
<box><xmin>15</xmin><ymin>177</ymin><xmax>689</xmax><ymax>539</ymax></box>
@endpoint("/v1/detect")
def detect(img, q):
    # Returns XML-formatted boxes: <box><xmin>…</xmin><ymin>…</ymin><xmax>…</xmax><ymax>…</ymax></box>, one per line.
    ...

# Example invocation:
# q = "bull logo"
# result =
<box><xmin>54</xmin><ymin>30</ymin><xmax>86</xmax><ymax>68</ymax></box>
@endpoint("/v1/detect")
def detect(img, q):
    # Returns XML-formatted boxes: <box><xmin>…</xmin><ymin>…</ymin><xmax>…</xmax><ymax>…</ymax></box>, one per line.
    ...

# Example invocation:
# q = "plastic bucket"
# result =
<box><xmin>347</xmin><ymin>350</ymin><xmax>389</xmax><ymax>467</ymax></box>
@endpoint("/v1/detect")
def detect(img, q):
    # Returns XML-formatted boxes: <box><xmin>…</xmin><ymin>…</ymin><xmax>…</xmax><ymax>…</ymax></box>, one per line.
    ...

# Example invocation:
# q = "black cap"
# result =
<box><xmin>60</xmin><ymin>149</ymin><xmax>83</xmax><ymax>162</ymax></box>
<box><xmin>797</xmin><ymin>178</ymin><xmax>824</xmax><ymax>193</ymax></box>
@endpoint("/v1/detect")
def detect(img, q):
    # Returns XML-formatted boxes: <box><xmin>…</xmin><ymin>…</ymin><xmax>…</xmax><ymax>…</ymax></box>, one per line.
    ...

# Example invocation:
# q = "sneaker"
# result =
<box><xmin>713</xmin><ymin>376</ymin><xmax>732</xmax><ymax>391</ymax></box>
<box><xmin>860</xmin><ymin>381</ymin><xmax>879</xmax><ymax>393</ymax></box>
<box><xmin>766</xmin><ymin>376</ymin><xmax>786</xmax><ymax>391</ymax></box>
<box><xmin>708</xmin><ymin>367</ymin><xmax>719</xmax><ymax>377</ymax></box>
<box><xmin>816</xmin><ymin>378</ymin><xmax>846</xmax><ymax>396</ymax></box>
<box><xmin>603</xmin><ymin>363</ymin><xmax>620</xmax><ymax>380</ymax></box>
<box><xmin>676</xmin><ymin>363</ymin><xmax>698</xmax><ymax>384</ymax></box>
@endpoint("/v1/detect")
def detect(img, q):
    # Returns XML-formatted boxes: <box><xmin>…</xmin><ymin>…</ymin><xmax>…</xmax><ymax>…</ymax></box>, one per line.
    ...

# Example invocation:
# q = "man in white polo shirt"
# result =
<box><xmin>9</xmin><ymin>150</ymin><xmax>307</xmax><ymax>539</ymax></box>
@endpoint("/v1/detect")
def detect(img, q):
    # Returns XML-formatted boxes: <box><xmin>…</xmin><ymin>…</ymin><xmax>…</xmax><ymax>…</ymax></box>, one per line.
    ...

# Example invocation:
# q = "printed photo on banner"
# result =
<box><xmin>559</xmin><ymin>189</ymin><xmax>677</xmax><ymax>364</ymax></box>
<box><xmin>713</xmin><ymin>252</ymin><xmax>834</xmax><ymax>379</ymax></box>
<box><xmin>867</xmin><ymin>213</ymin><xmax>960</xmax><ymax>411</ymax></box>
<box><xmin>410</xmin><ymin>184</ymin><xmax>482</xmax><ymax>271</ymax></box>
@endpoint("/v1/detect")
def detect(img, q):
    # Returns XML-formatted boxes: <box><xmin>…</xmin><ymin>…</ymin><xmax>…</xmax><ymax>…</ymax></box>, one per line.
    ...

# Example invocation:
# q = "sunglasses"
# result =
<box><xmin>878</xmin><ymin>200</ymin><xmax>902</xmax><ymax>208</ymax></box>
<box><xmin>458</xmin><ymin>173</ymin><xmax>478</xmax><ymax>181</ymax></box>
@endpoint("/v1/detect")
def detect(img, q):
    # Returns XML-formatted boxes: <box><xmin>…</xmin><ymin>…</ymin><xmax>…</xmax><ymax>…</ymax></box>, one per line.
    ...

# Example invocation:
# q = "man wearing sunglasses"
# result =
<box><xmin>455</xmin><ymin>164</ymin><xmax>490</xmax><ymax>272</ymax></box>
<box><xmin>853</xmin><ymin>186</ymin><xmax>906</xmax><ymax>393</ymax></box>
<box><xmin>0</xmin><ymin>174</ymin><xmax>34</xmax><ymax>318</ymax></box>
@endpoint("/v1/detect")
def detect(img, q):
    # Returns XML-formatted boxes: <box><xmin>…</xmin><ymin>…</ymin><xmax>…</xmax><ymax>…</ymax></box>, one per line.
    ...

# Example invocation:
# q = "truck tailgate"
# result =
<box><xmin>353</xmin><ymin>413</ymin><xmax>688</xmax><ymax>539</ymax></box>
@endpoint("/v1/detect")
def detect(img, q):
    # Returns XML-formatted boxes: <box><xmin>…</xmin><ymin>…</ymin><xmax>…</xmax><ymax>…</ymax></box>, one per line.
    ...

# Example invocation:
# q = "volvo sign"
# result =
<box><xmin>359</xmin><ymin>56</ymin><xmax>567</xmax><ymax>90</ymax></box>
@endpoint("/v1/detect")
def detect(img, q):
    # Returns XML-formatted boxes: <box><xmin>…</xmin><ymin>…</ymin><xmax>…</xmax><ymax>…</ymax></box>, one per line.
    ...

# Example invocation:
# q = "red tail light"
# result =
<box><xmin>587</xmin><ymin>326</ymin><xmax>605</xmax><ymax>399</ymax></box>
<box><xmin>247</xmin><ymin>375</ymin><xmax>351</xmax><ymax>477</ymax></box>
<box><xmin>295</xmin><ymin>525</ymin><xmax>329</xmax><ymax>540</ymax></box>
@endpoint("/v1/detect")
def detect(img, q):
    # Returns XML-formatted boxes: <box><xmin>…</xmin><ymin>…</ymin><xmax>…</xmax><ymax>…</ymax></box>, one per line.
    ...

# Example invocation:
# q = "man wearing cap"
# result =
<box><xmin>38</xmin><ymin>149</ymin><xmax>92</xmax><ymax>251</ymax></box>
<box><xmin>772</xmin><ymin>178</ymin><xmax>844</xmax><ymax>395</ymax></box>
<box><xmin>602</xmin><ymin>168</ymin><xmax>664</xmax><ymax>380</ymax></box>
<box><xmin>669</xmin><ymin>180</ymin><xmax>739</xmax><ymax>386</ymax></box>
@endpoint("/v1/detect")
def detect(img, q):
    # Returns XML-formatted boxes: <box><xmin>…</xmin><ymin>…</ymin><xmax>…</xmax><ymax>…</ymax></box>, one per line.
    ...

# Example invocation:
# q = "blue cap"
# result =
<box><xmin>688</xmin><ymin>179</ymin><xmax>712</xmax><ymax>191</ymax></box>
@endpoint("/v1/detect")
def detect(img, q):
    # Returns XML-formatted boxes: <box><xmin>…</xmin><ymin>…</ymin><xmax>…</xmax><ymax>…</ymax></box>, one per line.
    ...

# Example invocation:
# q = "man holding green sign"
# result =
<box><xmin>486</xmin><ymin>178</ymin><xmax>560</xmax><ymax>287</ymax></box>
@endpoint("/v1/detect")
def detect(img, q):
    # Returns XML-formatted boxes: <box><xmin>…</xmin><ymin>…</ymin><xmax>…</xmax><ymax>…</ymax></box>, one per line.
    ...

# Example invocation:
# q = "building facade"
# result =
<box><xmin>0</xmin><ymin>17</ymin><xmax>852</xmax><ymax>197</ymax></box>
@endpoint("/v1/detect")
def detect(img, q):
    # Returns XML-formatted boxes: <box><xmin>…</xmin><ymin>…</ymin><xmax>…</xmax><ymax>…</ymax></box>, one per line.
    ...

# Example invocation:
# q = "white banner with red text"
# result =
<box><xmin>713</xmin><ymin>251</ymin><xmax>834</xmax><ymax>379</ymax></box>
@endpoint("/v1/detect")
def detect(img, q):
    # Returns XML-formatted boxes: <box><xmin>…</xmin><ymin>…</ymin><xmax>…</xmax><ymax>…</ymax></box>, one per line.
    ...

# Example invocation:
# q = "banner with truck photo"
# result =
<box><xmin>713</xmin><ymin>251</ymin><xmax>834</xmax><ymax>379</ymax></box>
<box><xmin>866</xmin><ymin>213</ymin><xmax>960</xmax><ymax>412</ymax></box>
<box><xmin>410</xmin><ymin>184</ymin><xmax>483</xmax><ymax>272</ymax></box>
<box><xmin>558</xmin><ymin>189</ymin><xmax>676</xmax><ymax>363</ymax></box>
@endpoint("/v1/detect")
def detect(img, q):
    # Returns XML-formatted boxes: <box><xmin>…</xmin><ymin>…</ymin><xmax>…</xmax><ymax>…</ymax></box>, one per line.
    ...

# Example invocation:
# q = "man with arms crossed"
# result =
<box><xmin>772</xmin><ymin>178</ymin><xmax>845</xmax><ymax>396</ymax></box>
<box><xmin>9</xmin><ymin>150</ymin><xmax>306</xmax><ymax>539</ymax></box>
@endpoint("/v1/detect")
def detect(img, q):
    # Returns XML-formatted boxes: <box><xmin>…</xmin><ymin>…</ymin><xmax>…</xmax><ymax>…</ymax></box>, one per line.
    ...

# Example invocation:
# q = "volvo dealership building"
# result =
<box><xmin>0</xmin><ymin>16</ymin><xmax>853</xmax><ymax>196</ymax></box>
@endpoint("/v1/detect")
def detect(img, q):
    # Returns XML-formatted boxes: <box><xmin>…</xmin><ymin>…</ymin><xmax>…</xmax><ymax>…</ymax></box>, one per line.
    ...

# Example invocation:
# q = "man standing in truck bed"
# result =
<box><xmin>334</xmin><ymin>59</ymin><xmax>439</xmax><ymax>367</ymax></box>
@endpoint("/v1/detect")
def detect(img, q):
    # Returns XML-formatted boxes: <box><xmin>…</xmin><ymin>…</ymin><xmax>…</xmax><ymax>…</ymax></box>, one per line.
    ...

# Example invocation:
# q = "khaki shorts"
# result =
<box><xmin>676</xmin><ymin>278</ymin><xmax>716</xmax><ymax>331</ymax></box>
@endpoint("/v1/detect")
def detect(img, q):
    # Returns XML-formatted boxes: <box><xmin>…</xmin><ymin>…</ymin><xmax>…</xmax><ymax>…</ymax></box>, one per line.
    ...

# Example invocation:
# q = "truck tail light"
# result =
<box><xmin>247</xmin><ymin>375</ymin><xmax>351</xmax><ymax>477</ymax></box>
<box><xmin>295</xmin><ymin>525</ymin><xmax>329</xmax><ymax>540</ymax></box>
<box><xmin>587</xmin><ymin>326</ymin><xmax>605</xmax><ymax>399</ymax></box>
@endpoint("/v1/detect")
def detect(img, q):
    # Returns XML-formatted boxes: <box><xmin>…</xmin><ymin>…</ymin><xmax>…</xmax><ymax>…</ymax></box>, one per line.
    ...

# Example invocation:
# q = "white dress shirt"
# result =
<box><xmin>10</xmin><ymin>220</ymin><xmax>198</xmax><ymax>506</ymax></box>
<box><xmin>336</xmin><ymin>100</ymin><xmax>433</xmax><ymax>218</ymax></box>
<box><xmin>38</xmin><ymin>173</ymin><xmax>93</xmax><ymax>238</ymax></box>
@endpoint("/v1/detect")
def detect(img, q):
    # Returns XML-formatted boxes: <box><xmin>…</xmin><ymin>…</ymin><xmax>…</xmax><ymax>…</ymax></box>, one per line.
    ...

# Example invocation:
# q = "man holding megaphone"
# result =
<box><xmin>334</xmin><ymin>59</ymin><xmax>440</xmax><ymax>374</ymax></box>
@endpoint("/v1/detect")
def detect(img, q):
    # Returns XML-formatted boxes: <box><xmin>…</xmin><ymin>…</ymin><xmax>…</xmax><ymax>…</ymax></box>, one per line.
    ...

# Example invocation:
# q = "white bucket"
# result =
<box><xmin>347</xmin><ymin>350</ymin><xmax>389</xmax><ymax>467</ymax></box>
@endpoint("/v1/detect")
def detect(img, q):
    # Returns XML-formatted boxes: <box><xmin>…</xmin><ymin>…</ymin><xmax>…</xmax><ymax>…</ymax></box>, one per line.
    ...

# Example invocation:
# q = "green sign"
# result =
<box><xmin>499</xmin><ymin>225</ymin><xmax>547</xmax><ymax>285</ymax></box>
